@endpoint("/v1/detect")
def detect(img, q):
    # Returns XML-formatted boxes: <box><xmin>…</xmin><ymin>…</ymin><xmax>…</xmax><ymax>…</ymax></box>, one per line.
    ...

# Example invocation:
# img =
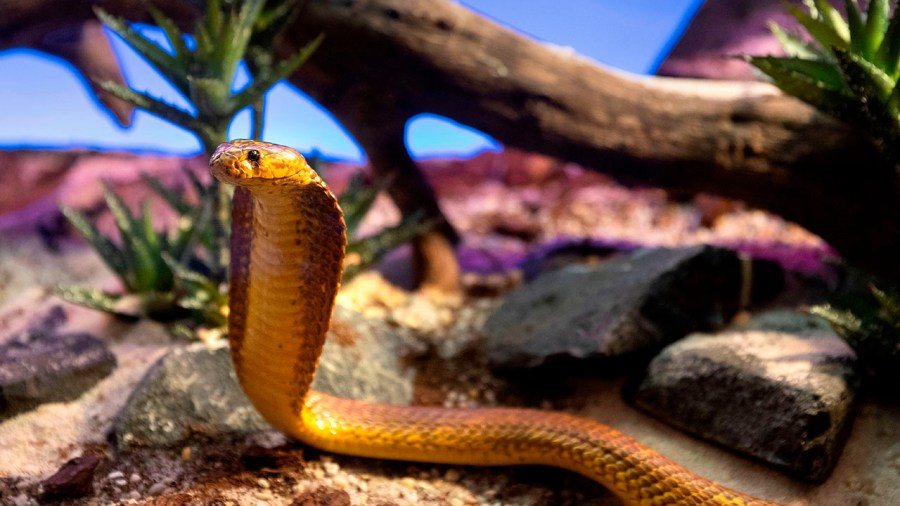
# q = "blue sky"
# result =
<box><xmin>0</xmin><ymin>1</ymin><xmax>702</xmax><ymax>161</ymax></box>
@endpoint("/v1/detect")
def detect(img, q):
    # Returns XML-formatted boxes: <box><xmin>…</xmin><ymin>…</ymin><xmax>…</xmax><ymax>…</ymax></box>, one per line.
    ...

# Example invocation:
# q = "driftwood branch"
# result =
<box><xmin>3</xmin><ymin>0</ymin><xmax>898</xmax><ymax>278</ymax></box>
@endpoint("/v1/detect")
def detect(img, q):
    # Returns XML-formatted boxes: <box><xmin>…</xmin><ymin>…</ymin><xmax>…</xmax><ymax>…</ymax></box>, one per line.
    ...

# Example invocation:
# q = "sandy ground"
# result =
<box><xmin>0</xmin><ymin>152</ymin><xmax>897</xmax><ymax>505</ymax></box>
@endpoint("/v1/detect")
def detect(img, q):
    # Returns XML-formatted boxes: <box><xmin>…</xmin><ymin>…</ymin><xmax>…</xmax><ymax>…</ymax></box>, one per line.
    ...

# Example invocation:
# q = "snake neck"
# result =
<box><xmin>229</xmin><ymin>174</ymin><xmax>346</xmax><ymax>433</ymax></box>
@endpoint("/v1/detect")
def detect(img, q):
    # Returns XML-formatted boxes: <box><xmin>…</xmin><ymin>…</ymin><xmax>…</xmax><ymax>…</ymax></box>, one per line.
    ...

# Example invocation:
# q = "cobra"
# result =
<box><xmin>209</xmin><ymin>139</ymin><xmax>779</xmax><ymax>506</ymax></box>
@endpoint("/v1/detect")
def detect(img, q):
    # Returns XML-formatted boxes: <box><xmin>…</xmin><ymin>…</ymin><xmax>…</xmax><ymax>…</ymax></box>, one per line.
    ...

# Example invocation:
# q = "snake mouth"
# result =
<box><xmin>209</xmin><ymin>151</ymin><xmax>250</xmax><ymax>185</ymax></box>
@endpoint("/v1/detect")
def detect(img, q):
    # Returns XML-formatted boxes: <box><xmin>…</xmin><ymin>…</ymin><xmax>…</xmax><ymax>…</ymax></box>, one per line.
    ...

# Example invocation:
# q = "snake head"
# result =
<box><xmin>209</xmin><ymin>140</ymin><xmax>315</xmax><ymax>186</ymax></box>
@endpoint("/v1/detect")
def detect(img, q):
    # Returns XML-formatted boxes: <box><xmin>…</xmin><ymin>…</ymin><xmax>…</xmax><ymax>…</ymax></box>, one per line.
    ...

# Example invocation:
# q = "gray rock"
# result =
<box><xmin>0</xmin><ymin>305</ymin><xmax>116</xmax><ymax>419</ymax></box>
<box><xmin>632</xmin><ymin>310</ymin><xmax>858</xmax><ymax>481</ymax></box>
<box><xmin>483</xmin><ymin>246</ymin><xmax>740</xmax><ymax>369</ymax></box>
<box><xmin>115</xmin><ymin>305</ymin><xmax>419</xmax><ymax>446</ymax></box>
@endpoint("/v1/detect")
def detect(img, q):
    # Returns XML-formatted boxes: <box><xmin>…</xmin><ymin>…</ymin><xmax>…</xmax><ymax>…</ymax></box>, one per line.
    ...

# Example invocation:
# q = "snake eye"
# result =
<box><xmin>247</xmin><ymin>149</ymin><xmax>261</xmax><ymax>163</ymax></box>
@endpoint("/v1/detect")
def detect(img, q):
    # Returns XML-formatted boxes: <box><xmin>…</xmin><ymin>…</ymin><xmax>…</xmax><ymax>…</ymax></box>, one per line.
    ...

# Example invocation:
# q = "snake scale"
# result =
<box><xmin>209</xmin><ymin>140</ymin><xmax>780</xmax><ymax>505</ymax></box>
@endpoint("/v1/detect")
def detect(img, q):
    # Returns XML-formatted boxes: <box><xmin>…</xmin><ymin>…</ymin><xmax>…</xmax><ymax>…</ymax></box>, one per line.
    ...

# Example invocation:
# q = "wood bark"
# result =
<box><xmin>3</xmin><ymin>0</ymin><xmax>898</xmax><ymax>278</ymax></box>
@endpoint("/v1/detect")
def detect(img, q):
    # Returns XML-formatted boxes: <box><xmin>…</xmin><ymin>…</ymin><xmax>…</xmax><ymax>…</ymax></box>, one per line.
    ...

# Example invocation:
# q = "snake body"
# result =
<box><xmin>209</xmin><ymin>140</ymin><xmax>779</xmax><ymax>506</ymax></box>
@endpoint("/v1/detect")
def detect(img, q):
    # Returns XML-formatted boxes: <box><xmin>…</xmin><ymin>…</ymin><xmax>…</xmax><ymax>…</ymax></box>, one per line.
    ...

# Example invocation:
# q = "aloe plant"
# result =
<box><xmin>748</xmin><ymin>0</ymin><xmax>900</xmax><ymax>170</ymax></box>
<box><xmin>59</xmin><ymin>0</ymin><xmax>314</xmax><ymax>329</ymax></box>
<box><xmin>94</xmin><ymin>0</ymin><xmax>321</xmax><ymax>276</ymax></box>
<box><xmin>811</xmin><ymin>279</ymin><xmax>900</xmax><ymax>388</ymax></box>
<box><xmin>60</xmin><ymin>0</ymin><xmax>431</xmax><ymax>332</ymax></box>
<box><xmin>59</xmin><ymin>171</ymin><xmax>226</xmax><ymax>324</ymax></box>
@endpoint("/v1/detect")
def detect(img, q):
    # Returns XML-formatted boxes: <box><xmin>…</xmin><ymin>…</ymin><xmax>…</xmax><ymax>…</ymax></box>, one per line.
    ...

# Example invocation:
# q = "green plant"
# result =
<box><xmin>748</xmin><ymin>0</ymin><xmax>900</xmax><ymax>169</ymax></box>
<box><xmin>336</xmin><ymin>171</ymin><xmax>433</xmax><ymax>281</ymax></box>
<box><xmin>59</xmin><ymin>171</ymin><xmax>226</xmax><ymax>325</ymax></box>
<box><xmin>811</xmin><ymin>277</ymin><xmax>900</xmax><ymax>388</ymax></box>
<box><xmin>59</xmin><ymin>0</ymin><xmax>316</xmax><ymax>330</ymax></box>
<box><xmin>94</xmin><ymin>0</ymin><xmax>321</xmax><ymax>276</ymax></box>
<box><xmin>60</xmin><ymin>0</ymin><xmax>430</xmax><ymax>332</ymax></box>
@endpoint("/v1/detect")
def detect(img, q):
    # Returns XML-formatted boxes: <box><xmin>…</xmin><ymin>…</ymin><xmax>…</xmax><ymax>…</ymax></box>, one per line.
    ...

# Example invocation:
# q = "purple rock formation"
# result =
<box><xmin>657</xmin><ymin>0</ymin><xmax>846</xmax><ymax>80</ymax></box>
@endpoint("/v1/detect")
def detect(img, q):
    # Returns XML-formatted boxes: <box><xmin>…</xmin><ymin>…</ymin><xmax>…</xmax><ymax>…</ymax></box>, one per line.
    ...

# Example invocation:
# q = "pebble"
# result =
<box><xmin>323</xmin><ymin>460</ymin><xmax>340</xmax><ymax>476</ymax></box>
<box><xmin>256</xmin><ymin>478</ymin><xmax>270</xmax><ymax>489</ymax></box>
<box><xmin>107</xmin><ymin>471</ymin><xmax>124</xmax><ymax>480</ymax></box>
<box><xmin>114</xmin><ymin>478</ymin><xmax>128</xmax><ymax>487</ymax></box>
<box><xmin>444</xmin><ymin>468</ymin><xmax>461</xmax><ymax>483</ymax></box>
<box><xmin>147</xmin><ymin>482</ymin><xmax>167</xmax><ymax>495</ymax></box>
<box><xmin>449</xmin><ymin>498</ymin><xmax>465</xmax><ymax>506</ymax></box>
<box><xmin>125</xmin><ymin>490</ymin><xmax>141</xmax><ymax>500</ymax></box>
<box><xmin>129</xmin><ymin>473</ymin><xmax>141</xmax><ymax>484</ymax></box>
<box><xmin>333</xmin><ymin>475</ymin><xmax>350</xmax><ymax>489</ymax></box>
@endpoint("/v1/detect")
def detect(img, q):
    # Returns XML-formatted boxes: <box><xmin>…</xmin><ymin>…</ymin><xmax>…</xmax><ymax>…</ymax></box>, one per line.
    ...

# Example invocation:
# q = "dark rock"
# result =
<box><xmin>290</xmin><ymin>486</ymin><xmax>351</xmax><ymax>506</ymax></box>
<box><xmin>0</xmin><ymin>305</ymin><xmax>116</xmax><ymax>418</ymax></box>
<box><xmin>240</xmin><ymin>444</ymin><xmax>303</xmax><ymax>471</ymax></box>
<box><xmin>115</xmin><ymin>305</ymin><xmax>419</xmax><ymax>446</ymax></box>
<box><xmin>632</xmin><ymin>310</ymin><xmax>858</xmax><ymax>481</ymax></box>
<box><xmin>483</xmin><ymin>246</ymin><xmax>741</xmax><ymax>369</ymax></box>
<box><xmin>39</xmin><ymin>454</ymin><xmax>104</xmax><ymax>500</ymax></box>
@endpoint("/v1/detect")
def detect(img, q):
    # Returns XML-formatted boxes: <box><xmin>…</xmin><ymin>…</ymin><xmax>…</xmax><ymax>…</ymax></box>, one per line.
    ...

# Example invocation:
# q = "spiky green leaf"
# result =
<box><xmin>770</xmin><ymin>22</ymin><xmax>825</xmax><ymax>59</ymax></box>
<box><xmin>338</xmin><ymin>172</ymin><xmax>387</xmax><ymax>231</ymax></box>
<box><xmin>834</xmin><ymin>47</ymin><xmax>894</xmax><ymax>101</ymax></box>
<box><xmin>142</xmin><ymin>172</ymin><xmax>192</xmax><ymax>214</ymax></box>
<box><xmin>230</xmin><ymin>33</ymin><xmax>323</xmax><ymax>113</ymax></box>
<box><xmin>865</xmin><ymin>0</ymin><xmax>890</xmax><ymax>58</ymax></box>
<box><xmin>844</xmin><ymin>0</ymin><xmax>867</xmax><ymax>56</ymax></box>
<box><xmin>809</xmin><ymin>304</ymin><xmax>862</xmax><ymax>334</ymax></box>
<box><xmin>102</xmin><ymin>185</ymin><xmax>161</xmax><ymax>292</ymax></box>
<box><xmin>749</xmin><ymin>56</ymin><xmax>845</xmax><ymax>89</ymax></box>
<box><xmin>870</xmin><ymin>284</ymin><xmax>900</xmax><ymax>322</ymax></box>
<box><xmin>96</xmin><ymin>80</ymin><xmax>200</xmax><ymax>131</ymax></box>
<box><xmin>812</xmin><ymin>0</ymin><xmax>851</xmax><ymax>41</ymax></box>
<box><xmin>344</xmin><ymin>213</ymin><xmax>433</xmax><ymax>280</ymax></box>
<box><xmin>59</xmin><ymin>204</ymin><xmax>130</xmax><ymax>283</ymax></box>
<box><xmin>748</xmin><ymin>55</ymin><xmax>863</xmax><ymax>122</ymax></box>
<box><xmin>147</xmin><ymin>6</ymin><xmax>192</xmax><ymax>88</ymax></box>
<box><xmin>55</xmin><ymin>286</ymin><xmax>125</xmax><ymax>316</ymax></box>
<box><xmin>218</xmin><ymin>0</ymin><xmax>267</xmax><ymax>80</ymax></box>
<box><xmin>785</xmin><ymin>1</ymin><xmax>849</xmax><ymax>53</ymax></box>
<box><xmin>94</xmin><ymin>7</ymin><xmax>189</xmax><ymax>97</ymax></box>
<box><xmin>161</xmin><ymin>252</ymin><xmax>218</xmax><ymax>290</ymax></box>
<box><xmin>875</xmin><ymin>2</ymin><xmax>900</xmax><ymax>76</ymax></box>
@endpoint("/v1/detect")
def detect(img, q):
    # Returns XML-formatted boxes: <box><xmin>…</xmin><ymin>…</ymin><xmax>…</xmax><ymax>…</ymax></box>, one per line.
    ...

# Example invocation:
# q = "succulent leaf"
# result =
<box><xmin>769</xmin><ymin>22</ymin><xmax>825</xmax><ymax>59</ymax></box>
<box><xmin>230</xmin><ymin>33</ymin><xmax>323</xmax><ymax>113</ymax></box>
<box><xmin>785</xmin><ymin>1</ymin><xmax>849</xmax><ymax>53</ymax></box>
<box><xmin>751</xmin><ymin>55</ymin><xmax>845</xmax><ymax>89</ymax></box>
<box><xmin>875</xmin><ymin>2</ymin><xmax>900</xmax><ymax>76</ymax></box>
<box><xmin>844</xmin><ymin>0</ymin><xmax>867</xmax><ymax>56</ymax></box>
<box><xmin>865</xmin><ymin>0</ymin><xmax>890</xmax><ymax>57</ymax></box>
<box><xmin>93</xmin><ymin>7</ymin><xmax>190</xmax><ymax>97</ymax></box>
<box><xmin>96</xmin><ymin>80</ymin><xmax>200</xmax><ymax>130</ymax></box>
<box><xmin>59</xmin><ymin>204</ymin><xmax>130</xmax><ymax>284</ymax></box>
<box><xmin>834</xmin><ymin>47</ymin><xmax>894</xmax><ymax>100</ymax></box>
<box><xmin>812</xmin><ymin>0</ymin><xmax>851</xmax><ymax>41</ymax></box>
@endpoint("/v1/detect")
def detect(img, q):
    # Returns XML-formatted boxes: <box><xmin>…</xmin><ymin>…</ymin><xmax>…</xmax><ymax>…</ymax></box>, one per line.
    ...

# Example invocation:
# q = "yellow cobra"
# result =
<box><xmin>209</xmin><ymin>139</ymin><xmax>780</xmax><ymax>506</ymax></box>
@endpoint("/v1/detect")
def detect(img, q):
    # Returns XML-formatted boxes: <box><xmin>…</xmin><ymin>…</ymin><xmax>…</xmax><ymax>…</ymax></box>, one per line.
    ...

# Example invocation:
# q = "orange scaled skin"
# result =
<box><xmin>210</xmin><ymin>140</ymin><xmax>781</xmax><ymax>506</ymax></box>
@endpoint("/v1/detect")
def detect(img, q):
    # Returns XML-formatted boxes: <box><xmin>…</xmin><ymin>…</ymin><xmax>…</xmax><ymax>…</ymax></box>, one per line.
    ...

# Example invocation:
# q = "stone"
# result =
<box><xmin>0</xmin><ymin>305</ymin><xmax>116</xmax><ymax>418</ymax></box>
<box><xmin>632</xmin><ymin>310</ymin><xmax>858</xmax><ymax>481</ymax></box>
<box><xmin>483</xmin><ymin>246</ymin><xmax>740</xmax><ymax>369</ymax></box>
<box><xmin>40</xmin><ymin>454</ymin><xmax>104</xmax><ymax>500</ymax></box>
<box><xmin>115</xmin><ymin>305</ymin><xmax>419</xmax><ymax>446</ymax></box>
<box><xmin>290</xmin><ymin>486</ymin><xmax>352</xmax><ymax>506</ymax></box>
